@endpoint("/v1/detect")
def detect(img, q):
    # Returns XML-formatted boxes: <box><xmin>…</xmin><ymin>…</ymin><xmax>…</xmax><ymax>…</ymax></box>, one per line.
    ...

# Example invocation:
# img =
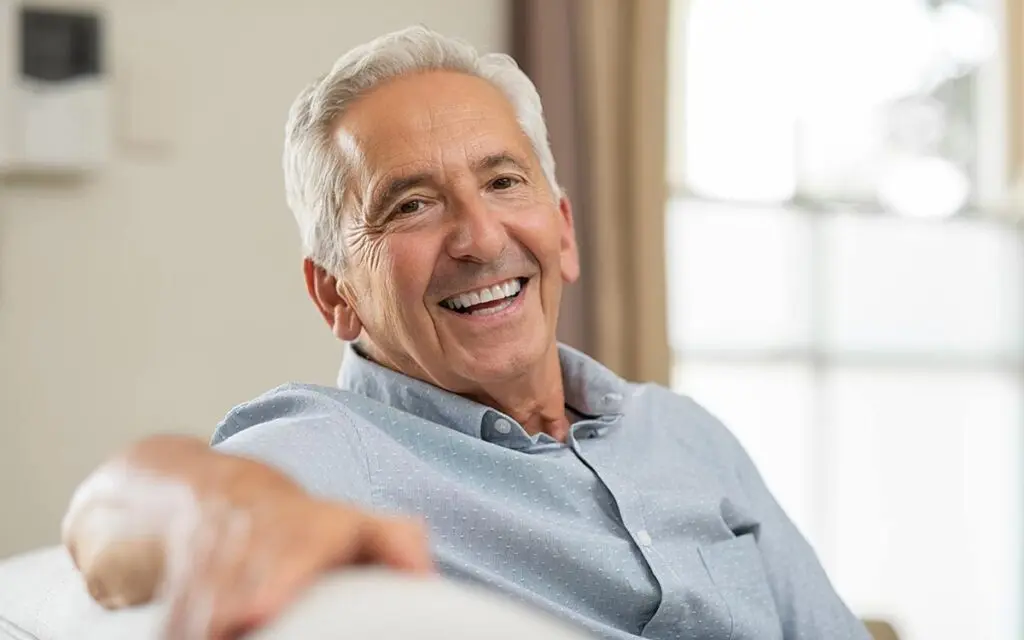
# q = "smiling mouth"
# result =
<box><xmin>439</xmin><ymin>277</ymin><xmax>528</xmax><ymax>315</ymax></box>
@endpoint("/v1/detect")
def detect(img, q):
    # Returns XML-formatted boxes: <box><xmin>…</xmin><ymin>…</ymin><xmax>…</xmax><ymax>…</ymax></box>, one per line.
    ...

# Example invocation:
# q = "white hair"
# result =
<box><xmin>282</xmin><ymin>25</ymin><xmax>560</xmax><ymax>276</ymax></box>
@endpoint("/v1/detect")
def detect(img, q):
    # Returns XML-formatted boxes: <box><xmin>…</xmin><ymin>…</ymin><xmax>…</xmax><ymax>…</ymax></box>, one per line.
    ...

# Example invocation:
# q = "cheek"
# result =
<box><xmin>514</xmin><ymin>206</ymin><xmax>566</xmax><ymax>265</ymax></box>
<box><xmin>347</xmin><ymin>237</ymin><xmax>399</xmax><ymax>327</ymax></box>
<box><xmin>378</xmin><ymin>238</ymin><xmax>437</xmax><ymax>320</ymax></box>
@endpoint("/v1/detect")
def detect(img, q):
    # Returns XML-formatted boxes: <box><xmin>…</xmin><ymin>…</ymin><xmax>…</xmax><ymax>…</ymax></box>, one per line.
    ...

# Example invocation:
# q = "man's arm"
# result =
<box><xmin>62</xmin><ymin>429</ymin><xmax>432</xmax><ymax>639</ymax></box>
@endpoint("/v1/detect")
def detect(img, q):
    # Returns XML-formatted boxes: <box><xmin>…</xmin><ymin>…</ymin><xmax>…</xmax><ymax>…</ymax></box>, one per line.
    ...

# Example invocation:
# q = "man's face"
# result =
<box><xmin>332</xmin><ymin>70</ymin><xmax>579</xmax><ymax>392</ymax></box>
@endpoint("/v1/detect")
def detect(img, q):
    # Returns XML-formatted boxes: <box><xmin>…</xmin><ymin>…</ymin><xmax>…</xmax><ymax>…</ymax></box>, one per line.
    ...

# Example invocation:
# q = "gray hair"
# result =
<box><xmin>282</xmin><ymin>26</ymin><xmax>560</xmax><ymax>276</ymax></box>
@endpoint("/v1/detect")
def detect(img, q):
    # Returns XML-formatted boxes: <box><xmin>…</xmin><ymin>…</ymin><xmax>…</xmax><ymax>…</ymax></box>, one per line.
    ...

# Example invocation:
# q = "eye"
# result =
<box><xmin>395</xmin><ymin>199</ymin><xmax>425</xmax><ymax>215</ymax></box>
<box><xmin>490</xmin><ymin>176</ymin><xmax>520</xmax><ymax>190</ymax></box>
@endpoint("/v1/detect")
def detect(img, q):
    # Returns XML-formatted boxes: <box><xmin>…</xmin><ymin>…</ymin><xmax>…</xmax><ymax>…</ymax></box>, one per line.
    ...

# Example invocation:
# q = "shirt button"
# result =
<box><xmin>636</xmin><ymin>530</ymin><xmax>653</xmax><ymax>547</ymax></box>
<box><xmin>493</xmin><ymin>418</ymin><xmax>513</xmax><ymax>434</ymax></box>
<box><xmin>602</xmin><ymin>392</ymin><xmax>623</xmax><ymax>409</ymax></box>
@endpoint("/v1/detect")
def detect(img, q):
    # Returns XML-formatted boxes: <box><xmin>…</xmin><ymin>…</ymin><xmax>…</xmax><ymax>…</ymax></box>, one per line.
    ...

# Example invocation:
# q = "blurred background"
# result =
<box><xmin>1</xmin><ymin>1</ymin><xmax>1022</xmax><ymax>639</ymax></box>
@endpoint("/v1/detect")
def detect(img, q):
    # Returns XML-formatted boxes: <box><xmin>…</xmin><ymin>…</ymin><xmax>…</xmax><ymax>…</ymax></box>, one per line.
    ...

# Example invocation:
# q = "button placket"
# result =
<box><xmin>575</xmin><ymin>448</ymin><xmax>669</xmax><ymax>634</ymax></box>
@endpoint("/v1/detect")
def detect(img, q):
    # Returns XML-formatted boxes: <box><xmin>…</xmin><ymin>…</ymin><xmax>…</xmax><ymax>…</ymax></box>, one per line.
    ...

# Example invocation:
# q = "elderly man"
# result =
<box><xmin>63</xmin><ymin>26</ymin><xmax>870</xmax><ymax>640</ymax></box>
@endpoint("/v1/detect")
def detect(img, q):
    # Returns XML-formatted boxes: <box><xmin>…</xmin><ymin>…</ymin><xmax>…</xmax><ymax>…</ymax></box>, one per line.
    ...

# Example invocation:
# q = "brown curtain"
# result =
<box><xmin>512</xmin><ymin>0</ymin><xmax>592</xmax><ymax>354</ymax></box>
<box><xmin>513</xmin><ymin>0</ymin><xmax>672</xmax><ymax>385</ymax></box>
<box><xmin>1012</xmin><ymin>0</ymin><xmax>1024</xmax><ymax>188</ymax></box>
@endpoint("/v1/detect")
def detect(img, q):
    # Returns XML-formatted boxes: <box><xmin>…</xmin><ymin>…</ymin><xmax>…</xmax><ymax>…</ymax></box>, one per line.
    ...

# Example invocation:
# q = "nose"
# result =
<box><xmin>444</xmin><ymin>191</ymin><xmax>506</xmax><ymax>263</ymax></box>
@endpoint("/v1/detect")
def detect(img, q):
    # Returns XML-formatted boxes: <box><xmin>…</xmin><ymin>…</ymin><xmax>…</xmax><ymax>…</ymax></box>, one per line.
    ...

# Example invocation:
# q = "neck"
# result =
<box><xmin>359</xmin><ymin>340</ymin><xmax>573</xmax><ymax>442</ymax></box>
<box><xmin>467</xmin><ymin>345</ymin><xmax>572</xmax><ymax>441</ymax></box>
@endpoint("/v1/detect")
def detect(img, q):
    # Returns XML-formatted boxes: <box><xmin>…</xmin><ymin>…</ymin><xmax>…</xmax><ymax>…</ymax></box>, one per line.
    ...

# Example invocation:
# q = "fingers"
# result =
<box><xmin>229</xmin><ymin>506</ymin><xmax>382</xmax><ymax>632</ymax></box>
<box><xmin>195</xmin><ymin>511</ymin><xmax>258</xmax><ymax>639</ymax></box>
<box><xmin>163</xmin><ymin>501</ymin><xmax>246</xmax><ymax>639</ymax></box>
<box><xmin>162</xmin><ymin>520</ymin><xmax>214</xmax><ymax>639</ymax></box>
<box><xmin>229</xmin><ymin>539</ymin><xmax>337</xmax><ymax>635</ymax></box>
<box><xmin>159</xmin><ymin>501</ymin><xmax>434</xmax><ymax>640</ymax></box>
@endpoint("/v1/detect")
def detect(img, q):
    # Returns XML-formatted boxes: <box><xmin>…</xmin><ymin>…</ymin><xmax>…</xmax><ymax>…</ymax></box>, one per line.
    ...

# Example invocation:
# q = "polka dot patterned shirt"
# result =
<box><xmin>212</xmin><ymin>344</ymin><xmax>869</xmax><ymax>640</ymax></box>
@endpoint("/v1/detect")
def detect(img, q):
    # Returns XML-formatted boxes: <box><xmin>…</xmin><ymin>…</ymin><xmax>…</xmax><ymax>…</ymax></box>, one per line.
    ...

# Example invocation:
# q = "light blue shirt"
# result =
<box><xmin>212</xmin><ymin>344</ymin><xmax>869</xmax><ymax>640</ymax></box>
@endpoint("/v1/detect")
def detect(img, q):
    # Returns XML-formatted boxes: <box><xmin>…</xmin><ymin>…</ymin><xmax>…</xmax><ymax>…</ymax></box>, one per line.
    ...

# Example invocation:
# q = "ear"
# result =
<box><xmin>303</xmin><ymin>258</ymin><xmax>363</xmax><ymax>342</ymax></box>
<box><xmin>557</xmin><ymin>196</ymin><xmax>580</xmax><ymax>284</ymax></box>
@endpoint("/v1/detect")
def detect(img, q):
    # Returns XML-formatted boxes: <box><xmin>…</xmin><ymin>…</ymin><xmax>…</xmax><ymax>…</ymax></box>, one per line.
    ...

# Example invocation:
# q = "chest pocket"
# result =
<box><xmin>698</xmin><ymin>534</ymin><xmax>783</xmax><ymax>640</ymax></box>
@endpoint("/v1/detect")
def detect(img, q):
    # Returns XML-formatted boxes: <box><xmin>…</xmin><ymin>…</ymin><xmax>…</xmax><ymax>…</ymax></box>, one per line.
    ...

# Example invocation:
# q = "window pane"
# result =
<box><xmin>674</xmin><ymin>0</ymin><xmax>995</xmax><ymax>210</ymax></box>
<box><xmin>792</xmin><ymin>0</ymin><xmax>989</xmax><ymax>211</ymax></box>
<box><xmin>824</xmin><ymin>368</ymin><xmax>1023</xmax><ymax>640</ymax></box>
<box><xmin>666</xmin><ymin>200</ymin><xmax>812</xmax><ymax>351</ymax></box>
<box><xmin>823</xmin><ymin>213</ymin><xmax>1024</xmax><ymax>357</ymax></box>
<box><xmin>671</xmin><ymin>361</ymin><xmax>817</xmax><ymax>543</ymax></box>
<box><xmin>679</xmin><ymin>0</ymin><xmax>797</xmax><ymax>201</ymax></box>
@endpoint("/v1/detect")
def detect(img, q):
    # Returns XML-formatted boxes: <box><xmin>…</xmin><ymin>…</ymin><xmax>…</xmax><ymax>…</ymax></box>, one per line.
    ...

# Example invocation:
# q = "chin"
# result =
<box><xmin>455</xmin><ymin>337</ymin><xmax>545</xmax><ymax>382</ymax></box>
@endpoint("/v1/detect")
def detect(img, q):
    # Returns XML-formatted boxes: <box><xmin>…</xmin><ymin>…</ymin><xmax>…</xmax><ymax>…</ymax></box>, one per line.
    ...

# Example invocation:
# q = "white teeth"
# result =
<box><xmin>441</xmin><ymin>278</ymin><xmax>523</xmax><ymax>312</ymax></box>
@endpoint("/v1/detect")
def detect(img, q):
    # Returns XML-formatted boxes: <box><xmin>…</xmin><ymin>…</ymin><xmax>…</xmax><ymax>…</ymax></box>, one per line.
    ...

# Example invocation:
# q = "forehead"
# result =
<box><xmin>332</xmin><ymin>70</ymin><xmax>532</xmax><ymax>175</ymax></box>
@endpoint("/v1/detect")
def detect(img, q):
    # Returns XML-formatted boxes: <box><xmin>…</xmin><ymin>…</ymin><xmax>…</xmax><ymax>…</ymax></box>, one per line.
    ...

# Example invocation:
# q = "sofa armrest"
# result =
<box><xmin>0</xmin><ymin>547</ymin><xmax>162</xmax><ymax>640</ymax></box>
<box><xmin>0</xmin><ymin>547</ymin><xmax>589</xmax><ymax>639</ymax></box>
<box><xmin>250</xmin><ymin>569</ymin><xmax>589</xmax><ymax>640</ymax></box>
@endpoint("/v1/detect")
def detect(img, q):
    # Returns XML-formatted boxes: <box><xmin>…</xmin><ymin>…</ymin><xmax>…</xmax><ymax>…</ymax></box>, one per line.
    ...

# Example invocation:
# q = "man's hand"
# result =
<box><xmin>162</xmin><ymin>491</ymin><xmax>431</xmax><ymax>639</ymax></box>
<box><xmin>62</xmin><ymin>435</ymin><xmax>433</xmax><ymax>640</ymax></box>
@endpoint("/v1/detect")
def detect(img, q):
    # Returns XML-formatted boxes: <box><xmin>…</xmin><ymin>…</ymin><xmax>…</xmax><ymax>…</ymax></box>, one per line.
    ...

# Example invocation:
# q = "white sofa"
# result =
<box><xmin>0</xmin><ymin>547</ymin><xmax>590</xmax><ymax>639</ymax></box>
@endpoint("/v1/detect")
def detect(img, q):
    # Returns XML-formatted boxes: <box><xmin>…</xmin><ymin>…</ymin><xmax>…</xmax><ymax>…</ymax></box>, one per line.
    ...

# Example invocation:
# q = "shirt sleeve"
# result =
<box><xmin>693</xmin><ymin>400</ymin><xmax>872</xmax><ymax>640</ymax></box>
<box><xmin>210</xmin><ymin>384</ymin><xmax>375</xmax><ymax>508</ymax></box>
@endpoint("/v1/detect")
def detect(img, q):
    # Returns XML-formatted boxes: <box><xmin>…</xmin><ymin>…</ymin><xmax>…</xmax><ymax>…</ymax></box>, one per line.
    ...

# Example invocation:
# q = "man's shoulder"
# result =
<box><xmin>629</xmin><ymin>381</ymin><xmax>747</xmax><ymax>461</ymax></box>
<box><xmin>211</xmin><ymin>382</ymin><xmax>381</xmax><ymax>503</ymax></box>
<box><xmin>211</xmin><ymin>382</ymin><xmax>374</xmax><ymax>446</ymax></box>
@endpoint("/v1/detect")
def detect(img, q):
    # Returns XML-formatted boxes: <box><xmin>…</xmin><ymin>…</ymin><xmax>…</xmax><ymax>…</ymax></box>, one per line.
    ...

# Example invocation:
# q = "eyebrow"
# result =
<box><xmin>369</xmin><ymin>173</ymin><xmax>434</xmax><ymax>217</ymax></box>
<box><xmin>369</xmin><ymin>152</ymin><xmax>531</xmax><ymax>217</ymax></box>
<box><xmin>472</xmin><ymin>151</ymin><xmax>529</xmax><ymax>174</ymax></box>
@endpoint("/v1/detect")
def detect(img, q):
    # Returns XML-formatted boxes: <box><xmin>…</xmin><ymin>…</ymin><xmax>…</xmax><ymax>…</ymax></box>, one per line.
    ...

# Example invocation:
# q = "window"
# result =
<box><xmin>667</xmin><ymin>1</ymin><xmax>1024</xmax><ymax>639</ymax></box>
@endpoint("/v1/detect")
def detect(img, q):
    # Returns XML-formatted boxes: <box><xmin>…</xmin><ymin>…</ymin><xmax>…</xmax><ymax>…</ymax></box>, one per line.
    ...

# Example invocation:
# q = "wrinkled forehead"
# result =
<box><xmin>331</xmin><ymin>71</ymin><xmax>535</xmax><ymax>190</ymax></box>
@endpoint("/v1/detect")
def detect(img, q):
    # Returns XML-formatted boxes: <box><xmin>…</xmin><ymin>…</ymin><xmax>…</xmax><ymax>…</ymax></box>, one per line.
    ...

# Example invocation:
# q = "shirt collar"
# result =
<box><xmin>336</xmin><ymin>342</ymin><xmax>629</xmax><ymax>440</ymax></box>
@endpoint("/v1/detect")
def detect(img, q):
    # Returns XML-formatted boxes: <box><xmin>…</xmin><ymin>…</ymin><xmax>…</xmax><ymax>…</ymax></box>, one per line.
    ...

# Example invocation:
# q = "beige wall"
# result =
<box><xmin>0</xmin><ymin>0</ymin><xmax>509</xmax><ymax>558</ymax></box>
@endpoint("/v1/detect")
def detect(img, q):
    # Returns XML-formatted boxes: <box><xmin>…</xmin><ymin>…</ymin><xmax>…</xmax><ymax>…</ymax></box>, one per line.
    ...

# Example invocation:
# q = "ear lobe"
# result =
<box><xmin>303</xmin><ymin>259</ymin><xmax>363</xmax><ymax>341</ymax></box>
<box><xmin>331</xmin><ymin>292</ymin><xmax>363</xmax><ymax>341</ymax></box>
<box><xmin>557</xmin><ymin>196</ymin><xmax>581</xmax><ymax>284</ymax></box>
